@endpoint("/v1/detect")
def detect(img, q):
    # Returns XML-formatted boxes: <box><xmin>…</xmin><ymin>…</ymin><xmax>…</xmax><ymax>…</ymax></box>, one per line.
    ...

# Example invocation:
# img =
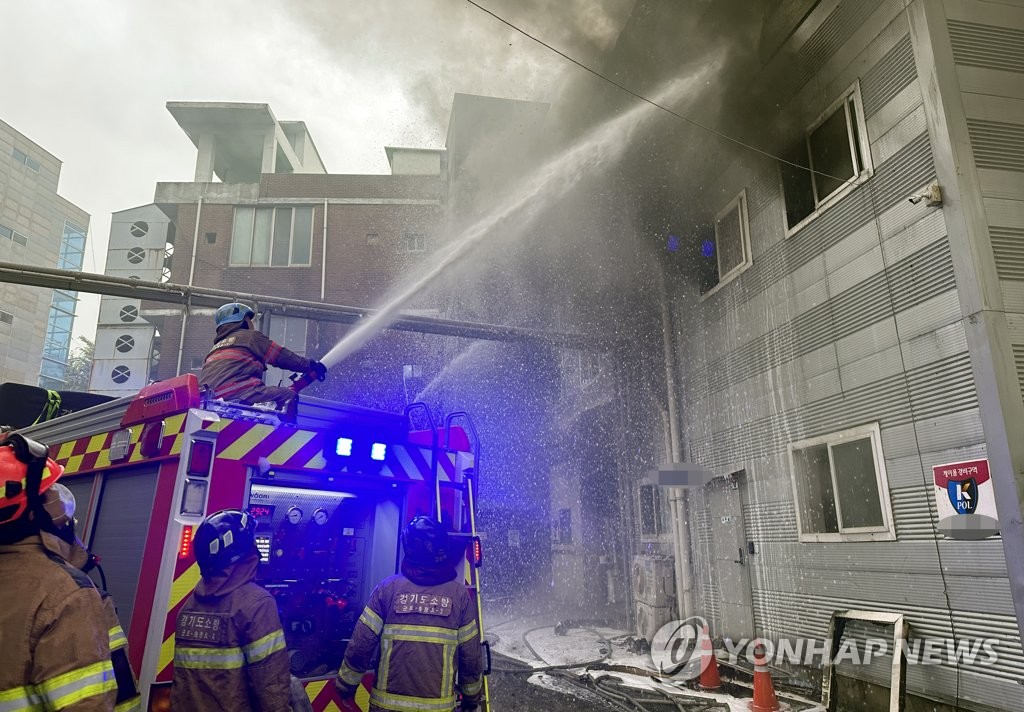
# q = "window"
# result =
<box><xmin>366</xmin><ymin>232</ymin><xmax>380</xmax><ymax>245</ymax></box>
<box><xmin>788</xmin><ymin>423</ymin><xmax>894</xmax><ymax>542</ymax></box>
<box><xmin>700</xmin><ymin>190</ymin><xmax>751</xmax><ymax>296</ymax></box>
<box><xmin>1</xmin><ymin>224</ymin><xmax>29</xmax><ymax>246</ymax></box>
<box><xmin>638</xmin><ymin>485</ymin><xmax>671</xmax><ymax>538</ymax></box>
<box><xmin>780</xmin><ymin>82</ymin><xmax>872</xmax><ymax>232</ymax></box>
<box><xmin>230</xmin><ymin>206</ymin><xmax>314</xmax><ymax>267</ymax></box>
<box><xmin>555</xmin><ymin>508</ymin><xmax>573</xmax><ymax>545</ymax></box>
<box><xmin>0</xmin><ymin>310</ymin><xmax>12</xmax><ymax>325</ymax></box>
<box><xmin>12</xmin><ymin>147</ymin><xmax>40</xmax><ymax>172</ymax></box>
<box><xmin>403</xmin><ymin>233</ymin><xmax>426</xmax><ymax>253</ymax></box>
<box><xmin>58</xmin><ymin>221</ymin><xmax>86</xmax><ymax>271</ymax></box>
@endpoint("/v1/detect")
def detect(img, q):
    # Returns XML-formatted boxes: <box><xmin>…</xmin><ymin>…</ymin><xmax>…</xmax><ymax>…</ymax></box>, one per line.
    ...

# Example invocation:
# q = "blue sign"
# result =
<box><xmin>946</xmin><ymin>478</ymin><xmax>977</xmax><ymax>514</ymax></box>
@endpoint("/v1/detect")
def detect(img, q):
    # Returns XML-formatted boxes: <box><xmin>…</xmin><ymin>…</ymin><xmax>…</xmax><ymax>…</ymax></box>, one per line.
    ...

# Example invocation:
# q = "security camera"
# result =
<box><xmin>909</xmin><ymin>182</ymin><xmax>942</xmax><ymax>207</ymax></box>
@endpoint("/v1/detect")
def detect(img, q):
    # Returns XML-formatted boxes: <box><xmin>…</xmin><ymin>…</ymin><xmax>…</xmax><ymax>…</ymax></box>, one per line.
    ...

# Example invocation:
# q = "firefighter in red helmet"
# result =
<box><xmin>171</xmin><ymin>508</ymin><xmax>292</xmax><ymax>711</ymax></box>
<box><xmin>336</xmin><ymin>516</ymin><xmax>483</xmax><ymax>712</ymax></box>
<box><xmin>0</xmin><ymin>431</ymin><xmax>121</xmax><ymax>710</ymax></box>
<box><xmin>199</xmin><ymin>302</ymin><xmax>327</xmax><ymax>414</ymax></box>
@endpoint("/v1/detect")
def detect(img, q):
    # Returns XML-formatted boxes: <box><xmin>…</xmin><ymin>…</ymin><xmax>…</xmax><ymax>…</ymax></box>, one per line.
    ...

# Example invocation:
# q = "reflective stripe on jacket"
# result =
<box><xmin>54</xmin><ymin>535</ymin><xmax>141</xmax><ymax>712</ymax></box>
<box><xmin>199</xmin><ymin>323</ymin><xmax>312</xmax><ymax>400</ymax></box>
<box><xmin>338</xmin><ymin>570</ymin><xmax>483</xmax><ymax>712</ymax></box>
<box><xmin>0</xmin><ymin>534</ymin><xmax>118</xmax><ymax>711</ymax></box>
<box><xmin>171</xmin><ymin>554</ymin><xmax>290</xmax><ymax>712</ymax></box>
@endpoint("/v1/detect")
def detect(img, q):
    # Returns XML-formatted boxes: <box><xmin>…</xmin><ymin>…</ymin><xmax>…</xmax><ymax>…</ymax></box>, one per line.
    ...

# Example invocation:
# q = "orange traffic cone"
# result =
<box><xmin>698</xmin><ymin>624</ymin><xmax>722</xmax><ymax>690</ymax></box>
<box><xmin>750</xmin><ymin>640</ymin><xmax>780</xmax><ymax>712</ymax></box>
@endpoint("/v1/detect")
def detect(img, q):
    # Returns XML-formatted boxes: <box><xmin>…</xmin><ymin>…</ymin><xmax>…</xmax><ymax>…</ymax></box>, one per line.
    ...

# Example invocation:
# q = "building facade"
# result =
<box><xmin>598</xmin><ymin>1</ymin><xmax>1024</xmax><ymax>710</ymax></box>
<box><xmin>0</xmin><ymin>118</ymin><xmax>90</xmax><ymax>389</ymax></box>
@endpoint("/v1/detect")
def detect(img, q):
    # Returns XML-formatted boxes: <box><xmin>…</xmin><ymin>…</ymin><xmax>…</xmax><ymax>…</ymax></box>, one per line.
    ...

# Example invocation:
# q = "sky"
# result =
<box><xmin>0</xmin><ymin>0</ymin><xmax>633</xmax><ymax>342</ymax></box>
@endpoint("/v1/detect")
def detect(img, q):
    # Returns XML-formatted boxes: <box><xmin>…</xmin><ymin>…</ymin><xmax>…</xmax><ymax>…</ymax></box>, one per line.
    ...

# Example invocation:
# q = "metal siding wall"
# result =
<box><xmin>680</xmin><ymin>5</ymin><xmax>1024</xmax><ymax>706</ymax></box>
<box><xmin>949</xmin><ymin>6</ymin><xmax>1024</xmax><ymax>699</ymax></box>
<box><xmin>948</xmin><ymin>20</ymin><xmax>1024</xmax><ymax>74</ymax></box>
<box><xmin>89</xmin><ymin>467</ymin><xmax>160</xmax><ymax>635</ymax></box>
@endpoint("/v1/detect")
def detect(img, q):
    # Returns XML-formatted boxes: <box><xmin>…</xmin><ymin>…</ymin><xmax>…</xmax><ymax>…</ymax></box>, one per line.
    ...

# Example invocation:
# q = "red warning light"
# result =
<box><xmin>179</xmin><ymin>525</ymin><xmax>194</xmax><ymax>559</ymax></box>
<box><xmin>472</xmin><ymin>536</ymin><xmax>483</xmax><ymax>568</ymax></box>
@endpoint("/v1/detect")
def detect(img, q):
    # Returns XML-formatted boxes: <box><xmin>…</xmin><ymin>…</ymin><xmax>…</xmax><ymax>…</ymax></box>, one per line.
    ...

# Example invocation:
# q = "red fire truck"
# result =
<box><xmin>21</xmin><ymin>374</ymin><xmax>490</xmax><ymax>711</ymax></box>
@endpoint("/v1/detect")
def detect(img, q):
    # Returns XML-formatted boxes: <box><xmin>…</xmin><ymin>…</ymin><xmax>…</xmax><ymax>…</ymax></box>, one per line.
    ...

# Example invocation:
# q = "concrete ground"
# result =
<box><xmin>481</xmin><ymin>596</ymin><xmax>825</xmax><ymax>712</ymax></box>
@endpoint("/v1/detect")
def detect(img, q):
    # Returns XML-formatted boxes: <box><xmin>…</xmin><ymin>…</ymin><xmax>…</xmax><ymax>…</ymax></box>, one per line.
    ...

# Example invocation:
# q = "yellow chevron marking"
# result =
<box><xmin>169</xmin><ymin>433</ymin><xmax>185</xmax><ymax>455</ymax></box>
<box><xmin>355</xmin><ymin>684</ymin><xmax>370</xmax><ymax>710</ymax></box>
<box><xmin>65</xmin><ymin>455</ymin><xmax>85</xmax><ymax>474</ymax></box>
<box><xmin>269</xmin><ymin>431</ymin><xmax>314</xmax><ymax>465</ymax></box>
<box><xmin>219</xmin><ymin>424</ymin><xmax>273</xmax><ymax>461</ymax></box>
<box><xmin>305</xmin><ymin>452</ymin><xmax>328</xmax><ymax>470</ymax></box>
<box><xmin>86</xmin><ymin>434</ymin><xmax>107</xmax><ymax>453</ymax></box>
<box><xmin>169</xmin><ymin>562</ymin><xmax>201</xmax><ymax>612</ymax></box>
<box><xmin>324</xmin><ymin>702</ymin><xmax>342</xmax><ymax>712</ymax></box>
<box><xmin>202</xmin><ymin>418</ymin><xmax>230</xmax><ymax>434</ymax></box>
<box><xmin>305</xmin><ymin>680</ymin><xmax>327</xmax><ymax>701</ymax></box>
<box><xmin>158</xmin><ymin>633</ymin><xmax>175</xmax><ymax>675</ymax></box>
<box><xmin>166</xmin><ymin>413</ymin><xmax>187</xmax><ymax>433</ymax></box>
<box><xmin>56</xmin><ymin>441</ymin><xmax>76</xmax><ymax>460</ymax></box>
<box><xmin>94</xmin><ymin>448</ymin><xmax>112</xmax><ymax>469</ymax></box>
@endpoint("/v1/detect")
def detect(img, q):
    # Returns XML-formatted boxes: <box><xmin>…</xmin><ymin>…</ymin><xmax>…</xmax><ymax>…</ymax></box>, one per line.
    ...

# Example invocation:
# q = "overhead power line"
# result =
<box><xmin>463</xmin><ymin>0</ymin><xmax>826</xmax><ymax>177</ymax></box>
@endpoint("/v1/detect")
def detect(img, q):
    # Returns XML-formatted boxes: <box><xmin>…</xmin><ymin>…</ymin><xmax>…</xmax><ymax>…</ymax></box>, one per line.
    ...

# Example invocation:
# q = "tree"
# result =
<box><xmin>63</xmin><ymin>336</ymin><xmax>95</xmax><ymax>392</ymax></box>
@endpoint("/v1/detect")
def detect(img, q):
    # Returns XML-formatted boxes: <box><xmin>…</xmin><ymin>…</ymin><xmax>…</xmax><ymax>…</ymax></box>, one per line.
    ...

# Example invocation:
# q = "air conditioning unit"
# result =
<box><xmin>632</xmin><ymin>555</ymin><xmax>675</xmax><ymax>607</ymax></box>
<box><xmin>635</xmin><ymin>600</ymin><xmax>673</xmax><ymax>642</ymax></box>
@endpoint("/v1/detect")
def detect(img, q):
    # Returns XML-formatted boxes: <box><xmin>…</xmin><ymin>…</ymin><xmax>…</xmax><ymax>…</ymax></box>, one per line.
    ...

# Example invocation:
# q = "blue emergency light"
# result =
<box><xmin>371</xmin><ymin>443</ymin><xmax>387</xmax><ymax>461</ymax></box>
<box><xmin>335</xmin><ymin>437</ymin><xmax>353</xmax><ymax>457</ymax></box>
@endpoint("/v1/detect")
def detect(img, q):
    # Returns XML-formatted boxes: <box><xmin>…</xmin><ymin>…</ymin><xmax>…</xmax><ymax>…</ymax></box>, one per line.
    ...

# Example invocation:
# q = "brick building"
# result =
<box><xmin>91</xmin><ymin>102</ymin><xmax>448</xmax><ymax>412</ymax></box>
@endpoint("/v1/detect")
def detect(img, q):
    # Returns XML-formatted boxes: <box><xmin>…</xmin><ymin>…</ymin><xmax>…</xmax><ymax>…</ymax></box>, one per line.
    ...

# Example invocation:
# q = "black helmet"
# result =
<box><xmin>194</xmin><ymin>509</ymin><xmax>258</xmax><ymax>576</ymax></box>
<box><xmin>402</xmin><ymin>516</ymin><xmax>450</xmax><ymax>567</ymax></box>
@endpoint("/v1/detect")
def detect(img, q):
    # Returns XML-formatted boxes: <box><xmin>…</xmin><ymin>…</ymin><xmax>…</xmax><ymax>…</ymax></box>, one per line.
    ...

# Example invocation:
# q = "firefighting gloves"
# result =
<box><xmin>311</xmin><ymin>361</ymin><xmax>327</xmax><ymax>382</ymax></box>
<box><xmin>335</xmin><ymin>679</ymin><xmax>359</xmax><ymax>701</ymax></box>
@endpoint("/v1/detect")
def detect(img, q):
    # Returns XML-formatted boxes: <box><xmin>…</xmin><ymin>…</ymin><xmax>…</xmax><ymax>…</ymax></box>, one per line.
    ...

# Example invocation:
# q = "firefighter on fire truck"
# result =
<box><xmin>336</xmin><ymin>516</ymin><xmax>484</xmax><ymax>712</ymax></box>
<box><xmin>171</xmin><ymin>508</ymin><xmax>292</xmax><ymax>711</ymax></box>
<box><xmin>0</xmin><ymin>431</ymin><xmax>121</xmax><ymax>711</ymax></box>
<box><xmin>199</xmin><ymin>302</ymin><xmax>327</xmax><ymax>412</ymax></box>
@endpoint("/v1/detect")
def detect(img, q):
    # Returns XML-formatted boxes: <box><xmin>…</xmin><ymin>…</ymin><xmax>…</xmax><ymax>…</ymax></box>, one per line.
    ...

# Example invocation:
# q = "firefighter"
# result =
<box><xmin>199</xmin><ymin>302</ymin><xmax>327</xmax><ymax>412</ymax></box>
<box><xmin>0</xmin><ymin>431</ymin><xmax>119</xmax><ymax>710</ymax></box>
<box><xmin>42</xmin><ymin>482</ymin><xmax>142</xmax><ymax>712</ymax></box>
<box><xmin>336</xmin><ymin>516</ymin><xmax>484</xmax><ymax>712</ymax></box>
<box><xmin>171</xmin><ymin>508</ymin><xmax>292</xmax><ymax>711</ymax></box>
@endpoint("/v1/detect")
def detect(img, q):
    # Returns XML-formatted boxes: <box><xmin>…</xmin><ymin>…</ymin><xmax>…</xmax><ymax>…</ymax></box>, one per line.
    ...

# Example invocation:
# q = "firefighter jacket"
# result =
<box><xmin>53</xmin><ymin>534</ymin><xmax>141</xmax><ymax>712</ymax></box>
<box><xmin>337</xmin><ymin>560</ymin><xmax>484</xmax><ymax>712</ymax></box>
<box><xmin>0</xmin><ymin>531</ymin><xmax>119</xmax><ymax>710</ymax></box>
<box><xmin>171</xmin><ymin>552</ymin><xmax>291</xmax><ymax>712</ymax></box>
<box><xmin>199</xmin><ymin>322</ymin><xmax>313</xmax><ymax>401</ymax></box>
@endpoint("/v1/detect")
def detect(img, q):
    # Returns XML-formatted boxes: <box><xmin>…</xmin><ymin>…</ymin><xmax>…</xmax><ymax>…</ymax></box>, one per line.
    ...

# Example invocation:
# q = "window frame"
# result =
<box><xmin>700</xmin><ymin>189</ymin><xmax>752</xmax><ymax>300</ymax></box>
<box><xmin>788</xmin><ymin>423</ymin><xmax>895</xmax><ymax>543</ymax></box>
<box><xmin>782</xmin><ymin>81</ymin><xmax>873</xmax><ymax>237</ymax></box>
<box><xmin>637</xmin><ymin>484</ymin><xmax>672</xmax><ymax>542</ymax></box>
<box><xmin>403</xmin><ymin>232</ymin><xmax>426</xmax><ymax>253</ymax></box>
<box><xmin>228</xmin><ymin>205</ymin><xmax>314</xmax><ymax>268</ymax></box>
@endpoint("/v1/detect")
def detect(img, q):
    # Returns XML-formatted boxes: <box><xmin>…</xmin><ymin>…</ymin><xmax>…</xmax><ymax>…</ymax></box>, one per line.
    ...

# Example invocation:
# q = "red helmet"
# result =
<box><xmin>0</xmin><ymin>433</ymin><xmax>64</xmax><ymax>526</ymax></box>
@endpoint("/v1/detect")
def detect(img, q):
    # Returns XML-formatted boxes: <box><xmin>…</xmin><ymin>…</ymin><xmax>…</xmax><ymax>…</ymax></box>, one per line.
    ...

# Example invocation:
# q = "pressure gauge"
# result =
<box><xmin>287</xmin><ymin>506</ymin><xmax>304</xmax><ymax>525</ymax></box>
<box><xmin>313</xmin><ymin>508</ymin><xmax>329</xmax><ymax>526</ymax></box>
